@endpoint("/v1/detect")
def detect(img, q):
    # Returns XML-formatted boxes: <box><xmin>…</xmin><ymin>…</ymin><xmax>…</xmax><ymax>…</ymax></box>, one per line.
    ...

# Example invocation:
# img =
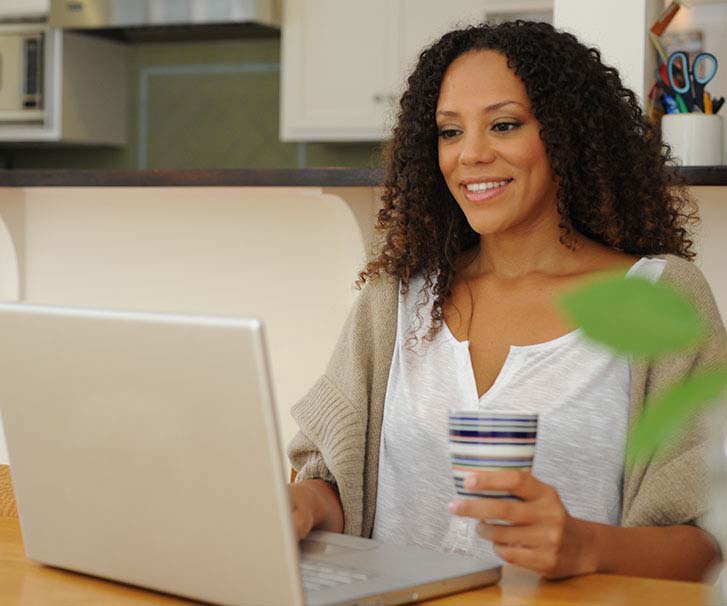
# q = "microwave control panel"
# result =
<box><xmin>0</xmin><ymin>29</ymin><xmax>45</xmax><ymax>123</ymax></box>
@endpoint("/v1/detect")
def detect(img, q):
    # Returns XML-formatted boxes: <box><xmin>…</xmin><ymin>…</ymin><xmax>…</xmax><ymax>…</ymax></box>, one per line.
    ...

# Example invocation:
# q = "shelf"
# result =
<box><xmin>0</xmin><ymin>168</ymin><xmax>386</xmax><ymax>187</ymax></box>
<box><xmin>0</xmin><ymin>166</ymin><xmax>725</xmax><ymax>187</ymax></box>
<box><xmin>65</xmin><ymin>23</ymin><xmax>280</xmax><ymax>43</ymax></box>
<box><xmin>672</xmin><ymin>166</ymin><xmax>727</xmax><ymax>186</ymax></box>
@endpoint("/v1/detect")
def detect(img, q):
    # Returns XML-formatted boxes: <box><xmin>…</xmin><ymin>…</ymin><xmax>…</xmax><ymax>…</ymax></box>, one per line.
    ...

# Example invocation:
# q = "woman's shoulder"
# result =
<box><xmin>355</xmin><ymin>272</ymin><xmax>400</xmax><ymax>307</ymax></box>
<box><xmin>350</xmin><ymin>271</ymin><xmax>433</xmax><ymax>338</ymax></box>
<box><xmin>654</xmin><ymin>254</ymin><xmax>726</xmax><ymax>358</ymax></box>
<box><xmin>345</xmin><ymin>273</ymin><xmax>401</xmax><ymax>335</ymax></box>
<box><xmin>356</xmin><ymin>271</ymin><xmax>431</xmax><ymax>306</ymax></box>
<box><xmin>654</xmin><ymin>254</ymin><xmax>715</xmax><ymax>300</ymax></box>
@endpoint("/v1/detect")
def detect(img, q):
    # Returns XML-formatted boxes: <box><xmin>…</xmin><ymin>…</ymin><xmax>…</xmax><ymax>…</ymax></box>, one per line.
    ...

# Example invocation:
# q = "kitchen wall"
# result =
<box><xmin>692</xmin><ymin>187</ymin><xmax>727</xmax><ymax>322</ymax></box>
<box><xmin>0</xmin><ymin>185</ymin><xmax>372</xmax><ymax>465</ymax></box>
<box><xmin>0</xmin><ymin>36</ymin><xmax>381</xmax><ymax>170</ymax></box>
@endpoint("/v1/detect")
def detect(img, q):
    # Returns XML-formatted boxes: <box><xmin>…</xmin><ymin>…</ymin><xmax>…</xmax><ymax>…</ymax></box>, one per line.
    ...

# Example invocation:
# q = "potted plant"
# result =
<box><xmin>560</xmin><ymin>273</ymin><xmax>727</xmax><ymax>598</ymax></box>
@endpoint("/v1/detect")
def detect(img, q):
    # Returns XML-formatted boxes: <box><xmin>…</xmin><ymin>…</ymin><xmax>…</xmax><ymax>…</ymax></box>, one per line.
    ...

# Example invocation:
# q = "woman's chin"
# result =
<box><xmin>465</xmin><ymin>218</ymin><xmax>511</xmax><ymax>237</ymax></box>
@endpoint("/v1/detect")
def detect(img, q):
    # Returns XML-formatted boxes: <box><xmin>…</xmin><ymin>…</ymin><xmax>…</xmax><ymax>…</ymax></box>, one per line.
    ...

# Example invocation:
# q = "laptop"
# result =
<box><xmin>0</xmin><ymin>302</ymin><xmax>501</xmax><ymax>606</ymax></box>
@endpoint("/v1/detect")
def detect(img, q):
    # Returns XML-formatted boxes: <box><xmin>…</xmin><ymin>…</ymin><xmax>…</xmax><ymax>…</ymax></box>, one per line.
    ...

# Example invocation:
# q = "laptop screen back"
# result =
<box><xmin>0</xmin><ymin>303</ymin><xmax>304</xmax><ymax>606</ymax></box>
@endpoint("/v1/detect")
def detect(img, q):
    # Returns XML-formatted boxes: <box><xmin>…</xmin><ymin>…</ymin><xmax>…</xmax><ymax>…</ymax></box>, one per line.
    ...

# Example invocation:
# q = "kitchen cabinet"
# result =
<box><xmin>281</xmin><ymin>0</ymin><xmax>396</xmax><ymax>141</ymax></box>
<box><xmin>0</xmin><ymin>25</ymin><xmax>129</xmax><ymax>145</ymax></box>
<box><xmin>280</xmin><ymin>0</ymin><xmax>552</xmax><ymax>141</ymax></box>
<box><xmin>0</xmin><ymin>0</ymin><xmax>48</xmax><ymax>20</ymax></box>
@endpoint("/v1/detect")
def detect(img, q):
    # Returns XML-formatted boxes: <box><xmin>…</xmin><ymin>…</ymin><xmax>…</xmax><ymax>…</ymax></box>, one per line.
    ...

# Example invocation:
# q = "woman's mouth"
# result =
<box><xmin>461</xmin><ymin>179</ymin><xmax>513</xmax><ymax>203</ymax></box>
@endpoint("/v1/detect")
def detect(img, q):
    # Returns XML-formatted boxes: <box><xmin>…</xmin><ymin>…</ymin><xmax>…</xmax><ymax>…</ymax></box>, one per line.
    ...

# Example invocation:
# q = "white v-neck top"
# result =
<box><xmin>371</xmin><ymin>257</ymin><xmax>666</xmax><ymax>563</ymax></box>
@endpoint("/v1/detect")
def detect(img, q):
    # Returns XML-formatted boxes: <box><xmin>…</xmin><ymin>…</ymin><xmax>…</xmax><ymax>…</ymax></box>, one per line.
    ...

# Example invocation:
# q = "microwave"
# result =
<box><xmin>0</xmin><ymin>28</ymin><xmax>45</xmax><ymax>123</ymax></box>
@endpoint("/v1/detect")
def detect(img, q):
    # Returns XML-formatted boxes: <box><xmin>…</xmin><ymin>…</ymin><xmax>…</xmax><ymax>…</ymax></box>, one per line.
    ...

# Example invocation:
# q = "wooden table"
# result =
<box><xmin>0</xmin><ymin>516</ymin><xmax>709</xmax><ymax>606</ymax></box>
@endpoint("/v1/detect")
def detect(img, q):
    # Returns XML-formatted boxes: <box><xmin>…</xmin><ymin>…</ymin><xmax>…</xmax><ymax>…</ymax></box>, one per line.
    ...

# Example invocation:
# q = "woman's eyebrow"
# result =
<box><xmin>435</xmin><ymin>100</ymin><xmax>525</xmax><ymax>118</ymax></box>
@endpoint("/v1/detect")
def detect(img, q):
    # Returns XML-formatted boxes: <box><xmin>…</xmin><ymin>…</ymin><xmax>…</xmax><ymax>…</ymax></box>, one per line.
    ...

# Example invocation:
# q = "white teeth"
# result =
<box><xmin>465</xmin><ymin>180</ymin><xmax>510</xmax><ymax>192</ymax></box>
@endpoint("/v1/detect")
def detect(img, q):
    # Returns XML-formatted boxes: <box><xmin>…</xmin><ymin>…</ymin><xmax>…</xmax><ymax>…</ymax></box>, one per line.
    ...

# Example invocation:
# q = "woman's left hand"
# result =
<box><xmin>448</xmin><ymin>470</ymin><xmax>598</xmax><ymax>579</ymax></box>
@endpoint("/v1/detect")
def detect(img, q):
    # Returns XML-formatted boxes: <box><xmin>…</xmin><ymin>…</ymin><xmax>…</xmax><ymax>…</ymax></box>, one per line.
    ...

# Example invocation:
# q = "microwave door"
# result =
<box><xmin>0</xmin><ymin>35</ymin><xmax>24</xmax><ymax>112</ymax></box>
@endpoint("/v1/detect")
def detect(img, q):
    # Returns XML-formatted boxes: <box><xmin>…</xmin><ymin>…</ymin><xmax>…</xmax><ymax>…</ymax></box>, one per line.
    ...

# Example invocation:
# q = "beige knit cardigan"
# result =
<box><xmin>288</xmin><ymin>255</ymin><xmax>727</xmax><ymax>539</ymax></box>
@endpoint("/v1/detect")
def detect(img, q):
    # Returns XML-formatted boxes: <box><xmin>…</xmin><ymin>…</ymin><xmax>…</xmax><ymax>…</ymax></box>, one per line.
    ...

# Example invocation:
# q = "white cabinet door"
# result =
<box><xmin>281</xmin><ymin>0</ymin><xmax>553</xmax><ymax>142</ymax></box>
<box><xmin>396</xmin><ymin>0</ymin><xmax>552</xmax><ymax>97</ymax></box>
<box><xmin>281</xmin><ymin>0</ymin><xmax>397</xmax><ymax>141</ymax></box>
<box><xmin>395</xmin><ymin>0</ymin><xmax>489</xmax><ymax>99</ymax></box>
<box><xmin>0</xmin><ymin>0</ymin><xmax>48</xmax><ymax>19</ymax></box>
<box><xmin>0</xmin><ymin>35</ymin><xmax>23</xmax><ymax>111</ymax></box>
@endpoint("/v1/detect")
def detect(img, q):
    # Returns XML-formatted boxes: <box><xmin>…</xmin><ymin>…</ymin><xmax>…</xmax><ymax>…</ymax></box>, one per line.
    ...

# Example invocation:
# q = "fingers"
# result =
<box><xmin>450</xmin><ymin>470</ymin><xmax>561</xmax><ymax>525</ymax></box>
<box><xmin>476</xmin><ymin>520</ymin><xmax>562</xmax><ymax>550</ymax></box>
<box><xmin>293</xmin><ymin>508</ymin><xmax>313</xmax><ymax>541</ymax></box>
<box><xmin>448</xmin><ymin>472</ymin><xmax>579</xmax><ymax>578</ymax></box>
<box><xmin>289</xmin><ymin>484</ymin><xmax>314</xmax><ymax>541</ymax></box>
<box><xmin>449</xmin><ymin>496</ymin><xmax>532</xmax><ymax>525</ymax></box>
<box><xmin>450</xmin><ymin>473</ymin><xmax>567</xmax><ymax>534</ymax></box>
<box><xmin>462</xmin><ymin>469</ymin><xmax>543</xmax><ymax>501</ymax></box>
<box><xmin>473</xmin><ymin>519</ymin><xmax>559</xmax><ymax>574</ymax></box>
<box><xmin>491</xmin><ymin>543</ymin><xmax>559</xmax><ymax>576</ymax></box>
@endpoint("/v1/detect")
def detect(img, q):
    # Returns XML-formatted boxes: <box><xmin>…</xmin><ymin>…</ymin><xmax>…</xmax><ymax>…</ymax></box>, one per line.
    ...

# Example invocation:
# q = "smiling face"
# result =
<box><xmin>436</xmin><ymin>50</ymin><xmax>559</xmax><ymax>239</ymax></box>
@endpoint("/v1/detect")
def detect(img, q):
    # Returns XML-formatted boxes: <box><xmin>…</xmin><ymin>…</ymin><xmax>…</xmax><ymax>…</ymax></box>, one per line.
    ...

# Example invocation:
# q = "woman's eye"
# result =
<box><xmin>492</xmin><ymin>121</ymin><xmax>522</xmax><ymax>133</ymax></box>
<box><xmin>437</xmin><ymin>128</ymin><xmax>461</xmax><ymax>139</ymax></box>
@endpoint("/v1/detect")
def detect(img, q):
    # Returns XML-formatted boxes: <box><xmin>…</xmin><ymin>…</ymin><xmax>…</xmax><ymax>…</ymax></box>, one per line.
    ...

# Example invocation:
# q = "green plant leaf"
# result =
<box><xmin>627</xmin><ymin>370</ymin><xmax>727</xmax><ymax>464</ymax></box>
<box><xmin>559</xmin><ymin>276</ymin><xmax>704</xmax><ymax>357</ymax></box>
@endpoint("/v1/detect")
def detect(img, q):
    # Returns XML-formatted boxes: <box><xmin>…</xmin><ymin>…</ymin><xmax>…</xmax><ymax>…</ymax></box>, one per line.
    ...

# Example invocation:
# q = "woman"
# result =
<box><xmin>288</xmin><ymin>21</ymin><xmax>726</xmax><ymax>581</ymax></box>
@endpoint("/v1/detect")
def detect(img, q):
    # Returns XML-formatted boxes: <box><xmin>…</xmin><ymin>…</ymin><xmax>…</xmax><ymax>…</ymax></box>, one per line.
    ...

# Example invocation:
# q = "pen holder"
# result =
<box><xmin>661</xmin><ymin>114</ymin><xmax>723</xmax><ymax>166</ymax></box>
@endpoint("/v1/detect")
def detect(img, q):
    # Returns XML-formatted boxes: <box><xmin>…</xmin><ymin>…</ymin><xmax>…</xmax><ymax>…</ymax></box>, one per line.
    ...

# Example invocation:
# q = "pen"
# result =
<box><xmin>657</xmin><ymin>63</ymin><xmax>690</xmax><ymax>112</ymax></box>
<box><xmin>660</xmin><ymin>92</ymin><xmax>679</xmax><ymax>114</ymax></box>
<box><xmin>712</xmin><ymin>97</ymin><xmax>725</xmax><ymax>114</ymax></box>
<box><xmin>674</xmin><ymin>93</ymin><xmax>688</xmax><ymax>113</ymax></box>
<box><xmin>704</xmin><ymin>92</ymin><xmax>713</xmax><ymax>114</ymax></box>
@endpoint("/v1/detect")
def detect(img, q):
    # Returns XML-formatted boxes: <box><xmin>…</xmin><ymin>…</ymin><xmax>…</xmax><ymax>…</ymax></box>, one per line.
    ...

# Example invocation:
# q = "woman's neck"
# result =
<box><xmin>467</xmin><ymin>231</ymin><xmax>635</xmax><ymax>282</ymax></box>
<box><xmin>472</xmin><ymin>212</ymin><xmax>579</xmax><ymax>279</ymax></box>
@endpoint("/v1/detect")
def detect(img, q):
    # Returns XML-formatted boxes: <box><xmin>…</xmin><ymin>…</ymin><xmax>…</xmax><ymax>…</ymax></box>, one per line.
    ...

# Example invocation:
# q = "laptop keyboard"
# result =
<box><xmin>300</xmin><ymin>560</ymin><xmax>371</xmax><ymax>592</ymax></box>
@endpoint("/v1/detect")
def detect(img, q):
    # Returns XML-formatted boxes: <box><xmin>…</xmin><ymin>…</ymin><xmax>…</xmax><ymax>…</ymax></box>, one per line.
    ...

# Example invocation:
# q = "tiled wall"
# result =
<box><xmin>0</xmin><ymin>36</ymin><xmax>381</xmax><ymax>170</ymax></box>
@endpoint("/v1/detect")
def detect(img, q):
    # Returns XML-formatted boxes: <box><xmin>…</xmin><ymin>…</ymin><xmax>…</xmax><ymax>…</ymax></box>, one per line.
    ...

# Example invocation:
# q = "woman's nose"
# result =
<box><xmin>459</xmin><ymin>134</ymin><xmax>496</xmax><ymax>166</ymax></box>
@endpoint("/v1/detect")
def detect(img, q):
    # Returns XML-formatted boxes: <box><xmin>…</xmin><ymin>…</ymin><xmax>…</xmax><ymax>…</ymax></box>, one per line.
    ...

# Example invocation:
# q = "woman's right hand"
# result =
<box><xmin>289</xmin><ymin>482</ymin><xmax>317</xmax><ymax>540</ymax></box>
<box><xmin>289</xmin><ymin>479</ymin><xmax>345</xmax><ymax>540</ymax></box>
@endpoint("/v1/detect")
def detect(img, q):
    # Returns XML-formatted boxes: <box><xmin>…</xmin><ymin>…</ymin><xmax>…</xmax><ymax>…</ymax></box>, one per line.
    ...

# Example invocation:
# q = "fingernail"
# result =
<box><xmin>448</xmin><ymin>501</ymin><xmax>459</xmax><ymax>513</ymax></box>
<box><xmin>463</xmin><ymin>475</ymin><xmax>476</xmax><ymax>489</ymax></box>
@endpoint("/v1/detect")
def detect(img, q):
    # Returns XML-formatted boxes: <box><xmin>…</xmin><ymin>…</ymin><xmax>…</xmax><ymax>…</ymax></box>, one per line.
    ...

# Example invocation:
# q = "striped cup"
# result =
<box><xmin>449</xmin><ymin>411</ymin><xmax>538</xmax><ymax>499</ymax></box>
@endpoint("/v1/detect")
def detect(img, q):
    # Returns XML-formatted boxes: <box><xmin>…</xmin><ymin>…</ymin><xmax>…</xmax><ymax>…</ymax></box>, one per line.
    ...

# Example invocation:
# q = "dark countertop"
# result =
<box><xmin>671</xmin><ymin>166</ymin><xmax>727</xmax><ymax>186</ymax></box>
<box><xmin>0</xmin><ymin>168</ymin><xmax>386</xmax><ymax>187</ymax></box>
<box><xmin>0</xmin><ymin>166</ymin><xmax>725</xmax><ymax>187</ymax></box>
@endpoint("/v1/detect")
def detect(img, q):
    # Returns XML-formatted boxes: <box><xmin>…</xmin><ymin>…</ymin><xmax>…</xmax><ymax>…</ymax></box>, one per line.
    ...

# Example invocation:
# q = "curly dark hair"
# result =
<box><xmin>358</xmin><ymin>20</ymin><xmax>697</xmax><ymax>340</ymax></box>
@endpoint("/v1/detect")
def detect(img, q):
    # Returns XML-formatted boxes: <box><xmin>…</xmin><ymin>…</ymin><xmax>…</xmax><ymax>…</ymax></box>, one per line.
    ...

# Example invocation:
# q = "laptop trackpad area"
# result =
<box><xmin>299</xmin><ymin>531</ymin><xmax>500</xmax><ymax>606</ymax></box>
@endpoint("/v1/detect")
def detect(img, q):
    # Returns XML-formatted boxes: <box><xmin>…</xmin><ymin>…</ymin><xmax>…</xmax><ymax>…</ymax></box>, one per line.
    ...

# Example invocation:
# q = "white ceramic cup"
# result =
<box><xmin>661</xmin><ymin>113</ymin><xmax>723</xmax><ymax>166</ymax></box>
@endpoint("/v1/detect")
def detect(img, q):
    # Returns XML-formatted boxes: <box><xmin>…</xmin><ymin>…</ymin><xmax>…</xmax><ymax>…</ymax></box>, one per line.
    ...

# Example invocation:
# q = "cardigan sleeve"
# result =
<box><xmin>623</xmin><ymin>257</ymin><xmax>727</xmax><ymax>539</ymax></box>
<box><xmin>286</xmin><ymin>277</ymin><xmax>397</xmax><ymax>536</ymax></box>
<box><xmin>286</xmin><ymin>373</ymin><xmax>367</xmax><ymax>538</ymax></box>
<box><xmin>288</xmin><ymin>428</ymin><xmax>336</xmax><ymax>486</ymax></box>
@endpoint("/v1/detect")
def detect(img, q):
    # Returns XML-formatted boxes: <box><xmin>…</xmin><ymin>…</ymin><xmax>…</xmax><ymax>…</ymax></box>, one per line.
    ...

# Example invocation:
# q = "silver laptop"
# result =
<box><xmin>0</xmin><ymin>303</ymin><xmax>500</xmax><ymax>606</ymax></box>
